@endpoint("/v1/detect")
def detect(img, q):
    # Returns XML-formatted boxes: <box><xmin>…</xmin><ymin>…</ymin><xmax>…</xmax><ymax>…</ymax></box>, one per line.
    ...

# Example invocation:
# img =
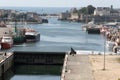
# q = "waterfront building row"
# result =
<box><xmin>0</xmin><ymin>9</ymin><xmax>49</xmax><ymax>24</ymax></box>
<box><xmin>58</xmin><ymin>5</ymin><xmax>120</xmax><ymax>23</ymax></box>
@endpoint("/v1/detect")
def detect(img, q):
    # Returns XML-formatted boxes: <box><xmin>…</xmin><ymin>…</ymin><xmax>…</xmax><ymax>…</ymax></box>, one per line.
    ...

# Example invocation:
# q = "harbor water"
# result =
<box><xmin>1</xmin><ymin>65</ymin><xmax>61</xmax><ymax>80</ymax></box>
<box><xmin>8</xmin><ymin>17</ymin><xmax>105</xmax><ymax>52</ymax></box>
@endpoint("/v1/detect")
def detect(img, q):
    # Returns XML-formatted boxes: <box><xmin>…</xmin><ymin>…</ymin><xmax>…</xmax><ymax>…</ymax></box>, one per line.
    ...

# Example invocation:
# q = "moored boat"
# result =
<box><xmin>87</xmin><ymin>27</ymin><xmax>100</xmax><ymax>34</ymax></box>
<box><xmin>13</xmin><ymin>35</ymin><xmax>25</xmax><ymax>44</ymax></box>
<box><xmin>12</xmin><ymin>22</ymin><xmax>26</xmax><ymax>44</ymax></box>
<box><xmin>25</xmin><ymin>29</ymin><xmax>40</xmax><ymax>42</ymax></box>
<box><xmin>1</xmin><ymin>36</ymin><xmax>13</xmax><ymax>49</ymax></box>
<box><xmin>82</xmin><ymin>20</ymin><xmax>101</xmax><ymax>34</ymax></box>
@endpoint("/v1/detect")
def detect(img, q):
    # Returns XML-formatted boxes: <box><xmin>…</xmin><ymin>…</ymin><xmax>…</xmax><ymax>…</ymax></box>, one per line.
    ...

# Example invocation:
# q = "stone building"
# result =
<box><xmin>59</xmin><ymin>12</ymin><xmax>70</xmax><ymax>20</ymax></box>
<box><xmin>94</xmin><ymin>7</ymin><xmax>111</xmax><ymax>16</ymax></box>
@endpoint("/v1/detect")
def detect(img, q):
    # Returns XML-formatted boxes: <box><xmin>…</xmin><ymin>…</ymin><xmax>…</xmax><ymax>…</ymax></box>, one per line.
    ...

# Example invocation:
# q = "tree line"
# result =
<box><xmin>72</xmin><ymin>5</ymin><xmax>96</xmax><ymax>15</ymax></box>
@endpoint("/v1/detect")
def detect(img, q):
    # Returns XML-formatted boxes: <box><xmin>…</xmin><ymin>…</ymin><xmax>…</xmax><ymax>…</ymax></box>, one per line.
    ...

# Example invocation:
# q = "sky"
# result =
<box><xmin>0</xmin><ymin>0</ymin><xmax>120</xmax><ymax>8</ymax></box>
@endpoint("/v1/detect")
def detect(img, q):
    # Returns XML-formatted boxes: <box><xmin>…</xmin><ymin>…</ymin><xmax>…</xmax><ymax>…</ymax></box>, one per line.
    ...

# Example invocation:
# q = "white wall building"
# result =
<box><xmin>94</xmin><ymin>7</ymin><xmax>111</xmax><ymax>16</ymax></box>
<box><xmin>70</xmin><ymin>13</ymin><xmax>79</xmax><ymax>20</ymax></box>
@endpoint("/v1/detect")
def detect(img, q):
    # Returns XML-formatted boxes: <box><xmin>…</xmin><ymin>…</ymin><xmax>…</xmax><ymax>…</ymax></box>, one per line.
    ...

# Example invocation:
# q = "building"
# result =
<box><xmin>0</xmin><ymin>9</ymin><xmax>4</xmax><ymax>17</ymax></box>
<box><xmin>59</xmin><ymin>12</ymin><xmax>70</xmax><ymax>20</ymax></box>
<box><xmin>70</xmin><ymin>13</ymin><xmax>79</xmax><ymax>20</ymax></box>
<box><xmin>27</xmin><ymin>12</ymin><xmax>42</xmax><ymax>23</ymax></box>
<box><xmin>94</xmin><ymin>5</ymin><xmax>120</xmax><ymax>17</ymax></box>
<box><xmin>94</xmin><ymin>7</ymin><xmax>111</xmax><ymax>16</ymax></box>
<box><xmin>0</xmin><ymin>23</ymin><xmax>13</xmax><ymax>38</ymax></box>
<box><xmin>110</xmin><ymin>10</ymin><xmax>120</xmax><ymax>16</ymax></box>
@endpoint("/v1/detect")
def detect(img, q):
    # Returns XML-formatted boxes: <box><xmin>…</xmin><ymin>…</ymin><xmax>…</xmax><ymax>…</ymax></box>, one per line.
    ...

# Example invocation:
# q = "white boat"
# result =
<box><xmin>104</xmin><ymin>22</ymin><xmax>119</xmax><ymax>27</ymax></box>
<box><xmin>82</xmin><ymin>21</ymin><xmax>97</xmax><ymax>31</ymax></box>
<box><xmin>25</xmin><ymin>29</ymin><xmax>40</xmax><ymax>42</ymax></box>
<box><xmin>1</xmin><ymin>36</ymin><xmax>13</xmax><ymax>49</ymax></box>
<box><xmin>82</xmin><ymin>21</ymin><xmax>101</xmax><ymax>34</ymax></box>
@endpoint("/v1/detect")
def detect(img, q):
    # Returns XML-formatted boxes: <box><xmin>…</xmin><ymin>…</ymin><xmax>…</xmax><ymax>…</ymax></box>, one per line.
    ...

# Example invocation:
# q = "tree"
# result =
<box><xmin>78</xmin><ymin>7</ymin><xmax>87</xmax><ymax>14</ymax></box>
<box><xmin>70</xmin><ymin>8</ymin><xmax>78</xmax><ymax>13</ymax></box>
<box><xmin>78</xmin><ymin>5</ymin><xmax>96</xmax><ymax>15</ymax></box>
<box><xmin>87</xmin><ymin>5</ymin><xmax>96</xmax><ymax>15</ymax></box>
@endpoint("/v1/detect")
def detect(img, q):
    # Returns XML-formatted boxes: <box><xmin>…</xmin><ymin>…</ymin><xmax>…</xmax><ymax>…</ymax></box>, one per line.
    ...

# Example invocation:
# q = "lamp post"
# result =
<box><xmin>103</xmin><ymin>15</ymin><xmax>106</xmax><ymax>70</ymax></box>
<box><xmin>103</xmin><ymin>34</ymin><xmax>106</xmax><ymax>70</ymax></box>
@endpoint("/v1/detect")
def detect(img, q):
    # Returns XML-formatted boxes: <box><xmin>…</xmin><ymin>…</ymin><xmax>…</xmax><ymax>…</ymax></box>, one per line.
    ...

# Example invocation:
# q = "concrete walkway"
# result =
<box><xmin>0</xmin><ymin>52</ymin><xmax>13</xmax><ymax>62</ymax></box>
<box><xmin>64</xmin><ymin>54</ymin><xmax>94</xmax><ymax>80</ymax></box>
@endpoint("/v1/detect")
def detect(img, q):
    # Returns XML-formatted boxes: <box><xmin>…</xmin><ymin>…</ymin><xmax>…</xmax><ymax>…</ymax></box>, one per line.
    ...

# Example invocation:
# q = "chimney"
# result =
<box><xmin>111</xmin><ymin>5</ymin><xmax>113</xmax><ymax>10</ymax></box>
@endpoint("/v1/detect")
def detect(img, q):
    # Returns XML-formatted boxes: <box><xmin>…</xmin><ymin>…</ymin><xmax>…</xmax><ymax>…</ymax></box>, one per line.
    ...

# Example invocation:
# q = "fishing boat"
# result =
<box><xmin>12</xmin><ymin>22</ymin><xmax>25</xmax><ymax>44</ymax></box>
<box><xmin>82</xmin><ymin>19</ymin><xmax>95</xmax><ymax>29</ymax></box>
<box><xmin>1</xmin><ymin>36</ymin><xmax>13</xmax><ymax>49</ymax></box>
<box><xmin>25</xmin><ymin>29</ymin><xmax>40</xmax><ymax>42</ymax></box>
<box><xmin>13</xmin><ymin>26</ymin><xmax>25</xmax><ymax>44</ymax></box>
<box><xmin>82</xmin><ymin>20</ymin><xmax>101</xmax><ymax>34</ymax></box>
<box><xmin>13</xmin><ymin>35</ymin><xmax>25</xmax><ymax>44</ymax></box>
<box><xmin>87</xmin><ymin>27</ymin><xmax>100</xmax><ymax>34</ymax></box>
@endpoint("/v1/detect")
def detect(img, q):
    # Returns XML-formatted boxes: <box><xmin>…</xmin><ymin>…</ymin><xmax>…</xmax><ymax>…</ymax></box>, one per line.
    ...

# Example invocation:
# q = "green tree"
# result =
<box><xmin>87</xmin><ymin>5</ymin><xmax>96</xmax><ymax>15</ymax></box>
<box><xmin>70</xmin><ymin>8</ymin><xmax>78</xmax><ymax>13</ymax></box>
<box><xmin>78</xmin><ymin>7</ymin><xmax>87</xmax><ymax>14</ymax></box>
<box><xmin>78</xmin><ymin>5</ymin><xmax>96</xmax><ymax>15</ymax></box>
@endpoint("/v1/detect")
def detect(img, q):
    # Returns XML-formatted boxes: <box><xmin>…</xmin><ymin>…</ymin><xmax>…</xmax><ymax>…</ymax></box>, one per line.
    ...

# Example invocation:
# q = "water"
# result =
<box><xmin>11</xmin><ymin>75</ymin><xmax>60</xmax><ymax>80</ymax></box>
<box><xmin>0</xmin><ymin>7</ymin><xmax>71</xmax><ymax>14</ymax></box>
<box><xmin>11</xmin><ymin>65</ymin><xmax>61</xmax><ymax>80</ymax></box>
<box><xmin>7</xmin><ymin>17</ymin><xmax>104</xmax><ymax>52</ymax></box>
<box><xmin>1</xmin><ymin>65</ymin><xmax>61</xmax><ymax>80</ymax></box>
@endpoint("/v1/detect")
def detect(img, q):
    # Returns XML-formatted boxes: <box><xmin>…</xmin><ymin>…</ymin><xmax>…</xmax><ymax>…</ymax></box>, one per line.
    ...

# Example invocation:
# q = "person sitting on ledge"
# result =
<box><xmin>70</xmin><ymin>47</ymin><xmax>76</xmax><ymax>56</ymax></box>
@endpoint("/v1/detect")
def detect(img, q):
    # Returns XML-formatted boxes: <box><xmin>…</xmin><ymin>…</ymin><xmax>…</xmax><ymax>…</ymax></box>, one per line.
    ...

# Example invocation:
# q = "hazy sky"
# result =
<box><xmin>0</xmin><ymin>0</ymin><xmax>120</xmax><ymax>8</ymax></box>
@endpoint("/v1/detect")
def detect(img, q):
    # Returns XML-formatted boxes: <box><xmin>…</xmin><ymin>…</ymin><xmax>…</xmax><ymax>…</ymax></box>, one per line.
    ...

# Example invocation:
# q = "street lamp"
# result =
<box><xmin>103</xmin><ymin>34</ymin><xmax>106</xmax><ymax>70</ymax></box>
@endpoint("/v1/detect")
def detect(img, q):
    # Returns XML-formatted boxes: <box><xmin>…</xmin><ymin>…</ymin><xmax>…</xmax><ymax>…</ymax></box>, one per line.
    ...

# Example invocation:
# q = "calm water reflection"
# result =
<box><xmin>0</xmin><ymin>65</ymin><xmax>62</xmax><ymax>80</ymax></box>
<box><xmin>10</xmin><ymin>75</ymin><xmax>60</xmax><ymax>80</ymax></box>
